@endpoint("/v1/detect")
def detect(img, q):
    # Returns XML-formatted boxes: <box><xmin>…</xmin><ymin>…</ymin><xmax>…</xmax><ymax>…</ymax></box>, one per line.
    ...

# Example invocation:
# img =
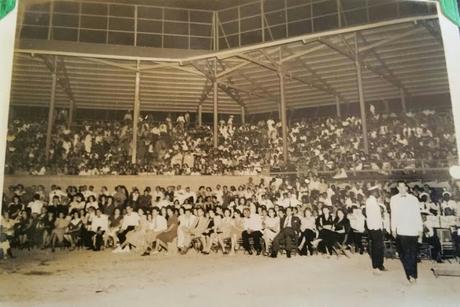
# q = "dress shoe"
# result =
<box><xmin>270</xmin><ymin>252</ymin><xmax>277</xmax><ymax>258</ymax></box>
<box><xmin>286</xmin><ymin>251</ymin><xmax>291</xmax><ymax>258</ymax></box>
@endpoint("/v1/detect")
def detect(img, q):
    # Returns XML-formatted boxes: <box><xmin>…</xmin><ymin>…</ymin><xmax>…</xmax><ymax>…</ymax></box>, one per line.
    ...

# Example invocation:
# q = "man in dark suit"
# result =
<box><xmin>270</xmin><ymin>207</ymin><xmax>301</xmax><ymax>258</ymax></box>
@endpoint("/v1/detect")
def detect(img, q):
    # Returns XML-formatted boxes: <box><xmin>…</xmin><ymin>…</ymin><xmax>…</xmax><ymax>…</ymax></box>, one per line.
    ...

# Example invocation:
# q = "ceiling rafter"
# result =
<box><xmin>38</xmin><ymin>55</ymin><xmax>75</xmax><ymax>104</ymax></box>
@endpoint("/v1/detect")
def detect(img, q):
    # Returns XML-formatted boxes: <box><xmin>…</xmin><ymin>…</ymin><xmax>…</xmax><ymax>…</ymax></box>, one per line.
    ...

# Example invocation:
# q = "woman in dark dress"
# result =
<box><xmin>64</xmin><ymin>211</ymin><xmax>82</xmax><ymax>250</ymax></box>
<box><xmin>316</xmin><ymin>206</ymin><xmax>336</xmax><ymax>256</ymax></box>
<box><xmin>103</xmin><ymin>196</ymin><xmax>116</xmax><ymax>218</ymax></box>
<box><xmin>42</xmin><ymin>211</ymin><xmax>56</xmax><ymax>249</ymax></box>
<box><xmin>154</xmin><ymin>207</ymin><xmax>179</xmax><ymax>254</ymax></box>
<box><xmin>333</xmin><ymin>208</ymin><xmax>351</xmax><ymax>256</ymax></box>
<box><xmin>16</xmin><ymin>210</ymin><xmax>33</xmax><ymax>249</ymax></box>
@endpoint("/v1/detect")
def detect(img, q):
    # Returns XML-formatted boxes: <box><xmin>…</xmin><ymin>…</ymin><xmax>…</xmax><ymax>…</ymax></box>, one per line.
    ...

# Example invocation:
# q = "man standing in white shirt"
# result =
<box><xmin>365</xmin><ymin>185</ymin><xmax>386</xmax><ymax>274</ymax></box>
<box><xmin>390</xmin><ymin>181</ymin><xmax>423</xmax><ymax>284</ymax></box>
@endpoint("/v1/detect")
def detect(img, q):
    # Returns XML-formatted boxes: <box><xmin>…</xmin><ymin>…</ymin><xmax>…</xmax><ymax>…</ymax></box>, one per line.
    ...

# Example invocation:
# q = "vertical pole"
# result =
<box><xmin>355</xmin><ymin>33</ymin><xmax>369</xmax><ymax>155</ymax></box>
<box><xmin>241</xmin><ymin>105</ymin><xmax>246</xmax><ymax>124</ymax></box>
<box><xmin>279</xmin><ymin>72</ymin><xmax>288</xmax><ymax>164</ymax></box>
<box><xmin>198</xmin><ymin>104</ymin><xmax>203</xmax><ymax>126</ymax></box>
<box><xmin>284</xmin><ymin>0</ymin><xmax>288</xmax><ymax>38</ymax></box>
<box><xmin>132</xmin><ymin>60</ymin><xmax>141</xmax><ymax>164</ymax></box>
<box><xmin>260</xmin><ymin>0</ymin><xmax>265</xmax><ymax>42</ymax></box>
<box><xmin>68</xmin><ymin>100</ymin><xmax>75</xmax><ymax>128</ymax></box>
<box><xmin>106</xmin><ymin>4</ymin><xmax>110</xmax><ymax>44</ymax></box>
<box><xmin>188</xmin><ymin>10</ymin><xmax>191</xmax><ymax>50</ymax></box>
<box><xmin>0</xmin><ymin>1</ymin><xmax>19</xmax><ymax>212</ymax></box>
<box><xmin>216</xmin><ymin>12</ymin><xmax>220</xmax><ymax>51</ymax></box>
<box><xmin>337</xmin><ymin>0</ymin><xmax>342</xmax><ymax>27</ymax></box>
<box><xmin>46</xmin><ymin>56</ymin><xmax>57</xmax><ymax>161</ymax></box>
<box><xmin>437</xmin><ymin>1</ymin><xmax>460</xmax><ymax>165</ymax></box>
<box><xmin>335</xmin><ymin>96</ymin><xmax>341</xmax><ymax>118</ymax></box>
<box><xmin>238</xmin><ymin>6</ymin><xmax>241</xmax><ymax>47</ymax></box>
<box><xmin>279</xmin><ymin>48</ymin><xmax>288</xmax><ymax>164</ymax></box>
<box><xmin>77</xmin><ymin>2</ymin><xmax>82</xmax><ymax>42</ymax></box>
<box><xmin>48</xmin><ymin>1</ymin><xmax>54</xmax><ymax>40</ymax></box>
<box><xmin>134</xmin><ymin>5</ymin><xmax>138</xmax><ymax>47</ymax></box>
<box><xmin>161</xmin><ymin>7</ymin><xmax>165</xmax><ymax>48</ymax></box>
<box><xmin>213</xmin><ymin>59</ymin><xmax>218</xmax><ymax>148</ymax></box>
<box><xmin>400</xmin><ymin>88</ymin><xmax>407</xmax><ymax>114</ymax></box>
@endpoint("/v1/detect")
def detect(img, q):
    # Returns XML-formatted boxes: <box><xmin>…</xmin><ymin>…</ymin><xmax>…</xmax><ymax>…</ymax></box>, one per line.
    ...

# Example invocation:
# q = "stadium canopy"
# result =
<box><xmin>9</xmin><ymin>0</ymin><xmax>454</xmax><ymax>161</ymax></box>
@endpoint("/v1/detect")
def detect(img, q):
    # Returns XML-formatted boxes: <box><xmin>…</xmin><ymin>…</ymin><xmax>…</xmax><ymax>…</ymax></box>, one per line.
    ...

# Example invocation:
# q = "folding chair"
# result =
<box><xmin>435</xmin><ymin>228</ymin><xmax>457</xmax><ymax>262</ymax></box>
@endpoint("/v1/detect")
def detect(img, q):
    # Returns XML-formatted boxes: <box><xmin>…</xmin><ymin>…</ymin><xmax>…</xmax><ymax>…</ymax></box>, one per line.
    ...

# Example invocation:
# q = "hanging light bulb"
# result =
<box><xmin>449</xmin><ymin>165</ymin><xmax>460</xmax><ymax>179</ymax></box>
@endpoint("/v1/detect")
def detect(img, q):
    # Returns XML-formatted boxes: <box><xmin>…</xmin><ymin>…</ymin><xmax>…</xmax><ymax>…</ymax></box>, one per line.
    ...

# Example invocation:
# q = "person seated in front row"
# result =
<box><xmin>142</xmin><ymin>207</ymin><xmax>168</xmax><ymax>256</ymax></box>
<box><xmin>150</xmin><ymin>207</ymin><xmax>179</xmax><ymax>255</ymax></box>
<box><xmin>270</xmin><ymin>207</ymin><xmax>301</xmax><ymax>258</ymax></box>
<box><xmin>263</xmin><ymin>208</ymin><xmax>280</xmax><ymax>255</ymax></box>
<box><xmin>176</xmin><ymin>208</ymin><xmax>197</xmax><ymax>254</ymax></box>
<box><xmin>298</xmin><ymin>208</ymin><xmax>317</xmax><ymax>256</ymax></box>
<box><xmin>241</xmin><ymin>204</ymin><xmax>263</xmax><ymax>255</ymax></box>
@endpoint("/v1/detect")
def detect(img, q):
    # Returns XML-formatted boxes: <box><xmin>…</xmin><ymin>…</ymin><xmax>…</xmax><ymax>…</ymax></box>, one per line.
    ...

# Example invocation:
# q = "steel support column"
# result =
<box><xmin>400</xmin><ymin>88</ymin><xmax>407</xmax><ymax>114</ymax></box>
<box><xmin>68</xmin><ymin>100</ymin><xmax>75</xmax><ymax>128</ymax></box>
<box><xmin>241</xmin><ymin>105</ymin><xmax>246</xmax><ymax>124</ymax></box>
<box><xmin>213</xmin><ymin>59</ymin><xmax>218</xmax><ymax>148</ymax></box>
<box><xmin>355</xmin><ymin>34</ymin><xmax>369</xmax><ymax>155</ymax></box>
<box><xmin>335</xmin><ymin>96</ymin><xmax>341</xmax><ymax>118</ymax></box>
<box><xmin>198</xmin><ymin>104</ymin><xmax>203</xmax><ymax>126</ymax></box>
<box><xmin>45</xmin><ymin>57</ymin><xmax>57</xmax><ymax>161</ymax></box>
<box><xmin>279</xmin><ymin>71</ymin><xmax>288</xmax><ymax>164</ymax></box>
<box><xmin>132</xmin><ymin>60</ymin><xmax>141</xmax><ymax>164</ymax></box>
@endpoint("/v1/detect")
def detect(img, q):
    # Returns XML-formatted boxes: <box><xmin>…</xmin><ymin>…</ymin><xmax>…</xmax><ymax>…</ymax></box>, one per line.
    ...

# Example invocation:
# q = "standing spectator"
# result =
<box><xmin>365</xmin><ymin>186</ymin><xmax>386</xmax><ymax>274</ymax></box>
<box><xmin>390</xmin><ymin>181</ymin><xmax>423</xmax><ymax>284</ymax></box>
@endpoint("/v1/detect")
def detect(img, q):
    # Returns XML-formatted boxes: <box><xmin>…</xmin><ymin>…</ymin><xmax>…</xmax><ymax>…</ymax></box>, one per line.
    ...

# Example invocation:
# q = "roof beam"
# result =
<box><xmin>359</xmin><ymin>26</ymin><xmax>424</xmax><ymax>56</ymax></box>
<box><xmin>81</xmin><ymin>57</ymin><xmax>137</xmax><ymax>71</ymax></box>
<box><xmin>356</xmin><ymin>32</ymin><xmax>410</xmax><ymax>96</ymax></box>
<box><xmin>38</xmin><ymin>55</ymin><xmax>75</xmax><ymax>103</ymax></box>
<box><xmin>280</xmin><ymin>44</ymin><xmax>326</xmax><ymax>64</ymax></box>
<box><xmin>421</xmin><ymin>20</ymin><xmax>443</xmax><ymax>45</ymax></box>
<box><xmin>284</xmin><ymin>47</ymin><xmax>350</xmax><ymax>104</ymax></box>
<box><xmin>318</xmin><ymin>37</ymin><xmax>406</xmax><ymax>93</ymax></box>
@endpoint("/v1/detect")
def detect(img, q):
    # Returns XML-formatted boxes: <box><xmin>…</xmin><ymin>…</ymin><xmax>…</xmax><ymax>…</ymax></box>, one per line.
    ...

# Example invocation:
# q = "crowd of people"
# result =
<box><xmin>4</xmin><ymin>108</ymin><xmax>457</xmax><ymax>176</ymax></box>
<box><xmin>1</xmin><ymin>176</ymin><xmax>459</xmax><ymax>264</ymax></box>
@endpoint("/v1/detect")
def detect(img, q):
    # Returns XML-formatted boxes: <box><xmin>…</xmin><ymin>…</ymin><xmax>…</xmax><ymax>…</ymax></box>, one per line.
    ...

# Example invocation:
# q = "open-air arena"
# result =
<box><xmin>1</xmin><ymin>0</ymin><xmax>460</xmax><ymax>306</ymax></box>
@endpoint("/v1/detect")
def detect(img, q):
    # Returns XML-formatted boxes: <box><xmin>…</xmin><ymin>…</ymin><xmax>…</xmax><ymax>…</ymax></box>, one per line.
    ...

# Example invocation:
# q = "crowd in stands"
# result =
<box><xmin>4</xmin><ymin>108</ymin><xmax>457</xmax><ymax>176</ymax></box>
<box><xmin>1</xmin><ymin>176</ymin><xmax>459</xmax><ymax>260</ymax></box>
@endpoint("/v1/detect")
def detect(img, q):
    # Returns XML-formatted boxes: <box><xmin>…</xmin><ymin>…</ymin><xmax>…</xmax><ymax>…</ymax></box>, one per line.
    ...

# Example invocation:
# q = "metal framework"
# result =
<box><xmin>10</xmin><ymin>0</ymin><xmax>451</xmax><ymax>162</ymax></box>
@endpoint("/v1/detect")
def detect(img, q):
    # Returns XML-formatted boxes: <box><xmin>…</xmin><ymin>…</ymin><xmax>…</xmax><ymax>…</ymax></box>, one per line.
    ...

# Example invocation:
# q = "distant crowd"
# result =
<box><xmin>4</xmin><ymin>108</ymin><xmax>457</xmax><ymax>176</ymax></box>
<box><xmin>1</xmin><ymin>176</ymin><xmax>459</xmax><ymax>260</ymax></box>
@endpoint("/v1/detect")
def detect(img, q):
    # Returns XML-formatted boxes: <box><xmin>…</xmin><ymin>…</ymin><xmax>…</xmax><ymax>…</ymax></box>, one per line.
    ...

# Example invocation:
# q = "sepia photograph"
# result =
<box><xmin>0</xmin><ymin>0</ymin><xmax>459</xmax><ymax>306</ymax></box>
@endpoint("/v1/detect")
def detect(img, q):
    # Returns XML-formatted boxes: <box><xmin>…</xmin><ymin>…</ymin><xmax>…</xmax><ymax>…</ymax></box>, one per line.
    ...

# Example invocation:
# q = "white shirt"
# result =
<box><xmin>390</xmin><ymin>193</ymin><xmax>423</xmax><ymax>236</ymax></box>
<box><xmin>365</xmin><ymin>195</ymin><xmax>383</xmax><ymax>230</ymax></box>
<box><xmin>91</xmin><ymin>214</ymin><xmax>109</xmax><ymax>232</ymax></box>
<box><xmin>121</xmin><ymin>212</ymin><xmax>140</xmax><ymax>229</ymax></box>
<box><xmin>149</xmin><ymin>215</ymin><xmax>167</xmax><ymax>232</ymax></box>
<box><xmin>244</xmin><ymin>214</ymin><xmax>263</xmax><ymax>232</ymax></box>
<box><xmin>27</xmin><ymin>200</ymin><xmax>44</xmax><ymax>215</ymax></box>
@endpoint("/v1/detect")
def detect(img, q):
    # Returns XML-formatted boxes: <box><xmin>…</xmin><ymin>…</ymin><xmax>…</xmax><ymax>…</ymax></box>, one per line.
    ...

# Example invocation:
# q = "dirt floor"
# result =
<box><xmin>0</xmin><ymin>249</ymin><xmax>459</xmax><ymax>307</ymax></box>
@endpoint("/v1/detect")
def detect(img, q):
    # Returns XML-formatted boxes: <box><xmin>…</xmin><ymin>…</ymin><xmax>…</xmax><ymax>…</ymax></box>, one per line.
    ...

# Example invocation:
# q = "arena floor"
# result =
<box><xmin>0</xmin><ymin>250</ymin><xmax>458</xmax><ymax>307</ymax></box>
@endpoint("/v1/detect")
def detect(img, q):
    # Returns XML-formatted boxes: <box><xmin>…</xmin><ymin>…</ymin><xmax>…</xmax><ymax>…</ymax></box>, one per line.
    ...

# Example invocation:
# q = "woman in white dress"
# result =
<box><xmin>263</xmin><ymin>208</ymin><xmax>280</xmax><ymax>255</ymax></box>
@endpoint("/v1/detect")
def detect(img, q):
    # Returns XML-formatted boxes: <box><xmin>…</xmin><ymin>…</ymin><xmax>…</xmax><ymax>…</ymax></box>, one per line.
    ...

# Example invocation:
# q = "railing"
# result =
<box><xmin>18</xmin><ymin>0</ymin><xmax>436</xmax><ymax>51</ymax></box>
<box><xmin>270</xmin><ymin>159</ymin><xmax>455</xmax><ymax>179</ymax></box>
